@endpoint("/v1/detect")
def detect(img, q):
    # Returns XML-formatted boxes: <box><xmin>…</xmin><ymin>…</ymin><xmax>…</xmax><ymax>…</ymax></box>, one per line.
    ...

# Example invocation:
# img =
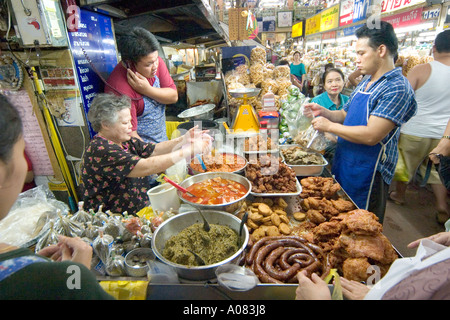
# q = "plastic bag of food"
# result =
<box><xmin>105</xmin><ymin>254</ymin><xmax>127</xmax><ymax>277</ymax></box>
<box><xmin>0</xmin><ymin>185</ymin><xmax>68</xmax><ymax>247</ymax></box>
<box><xmin>54</xmin><ymin>210</ymin><xmax>83</xmax><ymax>237</ymax></box>
<box><xmin>70</xmin><ymin>201</ymin><xmax>92</xmax><ymax>225</ymax></box>
<box><xmin>215</xmin><ymin>264</ymin><xmax>259</xmax><ymax>291</ymax></box>
<box><xmin>93</xmin><ymin>230</ymin><xmax>114</xmax><ymax>264</ymax></box>
<box><xmin>294</xmin><ymin>125</ymin><xmax>335</xmax><ymax>152</ymax></box>
<box><xmin>35</xmin><ymin>221</ymin><xmax>59</xmax><ymax>253</ymax></box>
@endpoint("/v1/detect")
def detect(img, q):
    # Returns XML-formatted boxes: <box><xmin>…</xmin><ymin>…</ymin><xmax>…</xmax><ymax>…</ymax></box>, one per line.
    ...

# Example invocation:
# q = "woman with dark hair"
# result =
<box><xmin>311</xmin><ymin>68</ymin><xmax>349</xmax><ymax>110</ymax></box>
<box><xmin>105</xmin><ymin>27</ymin><xmax>178</xmax><ymax>144</ymax></box>
<box><xmin>290</xmin><ymin>51</ymin><xmax>306</xmax><ymax>91</ymax></box>
<box><xmin>0</xmin><ymin>94</ymin><xmax>113</xmax><ymax>299</ymax></box>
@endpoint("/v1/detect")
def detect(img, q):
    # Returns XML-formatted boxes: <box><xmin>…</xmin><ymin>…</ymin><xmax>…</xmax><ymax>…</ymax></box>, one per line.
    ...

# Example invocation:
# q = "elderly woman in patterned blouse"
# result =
<box><xmin>80</xmin><ymin>93</ymin><xmax>212</xmax><ymax>215</ymax></box>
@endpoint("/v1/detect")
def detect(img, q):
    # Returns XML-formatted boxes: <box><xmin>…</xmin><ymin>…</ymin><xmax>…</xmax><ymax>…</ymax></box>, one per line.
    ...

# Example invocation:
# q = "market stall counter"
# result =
<box><xmin>93</xmin><ymin>164</ymin><xmax>399</xmax><ymax>300</ymax></box>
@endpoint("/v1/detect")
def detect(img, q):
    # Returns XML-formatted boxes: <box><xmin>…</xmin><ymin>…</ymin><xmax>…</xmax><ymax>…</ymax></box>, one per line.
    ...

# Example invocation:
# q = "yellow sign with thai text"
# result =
<box><xmin>292</xmin><ymin>21</ymin><xmax>303</xmax><ymax>37</ymax></box>
<box><xmin>305</xmin><ymin>14</ymin><xmax>321</xmax><ymax>36</ymax></box>
<box><xmin>320</xmin><ymin>5</ymin><xmax>339</xmax><ymax>32</ymax></box>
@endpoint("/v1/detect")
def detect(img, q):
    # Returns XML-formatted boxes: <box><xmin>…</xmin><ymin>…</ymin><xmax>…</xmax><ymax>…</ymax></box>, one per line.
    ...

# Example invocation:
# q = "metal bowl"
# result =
<box><xmin>124</xmin><ymin>248</ymin><xmax>156</xmax><ymax>277</ymax></box>
<box><xmin>177</xmin><ymin>172</ymin><xmax>251</xmax><ymax>214</ymax></box>
<box><xmin>189</xmin><ymin>153</ymin><xmax>248</xmax><ymax>175</ymax></box>
<box><xmin>228</xmin><ymin>88</ymin><xmax>261</xmax><ymax>98</ymax></box>
<box><xmin>177</xmin><ymin>104</ymin><xmax>216</xmax><ymax>120</ymax></box>
<box><xmin>151</xmin><ymin>210</ymin><xmax>249</xmax><ymax>281</ymax></box>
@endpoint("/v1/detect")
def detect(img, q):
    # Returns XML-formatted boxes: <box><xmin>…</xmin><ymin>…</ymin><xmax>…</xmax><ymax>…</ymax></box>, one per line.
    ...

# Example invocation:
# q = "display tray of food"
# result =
<box><xmin>243</xmin><ymin>134</ymin><xmax>279</xmax><ymax>157</ymax></box>
<box><xmin>245</xmin><ymin>155</ymin><xmax>302</xmax><ymax>197</ymax></box>
<box><xmin>189</xmin><ymin>152</ymin><xmax>247</xmax><ymax>175</ymax></box>
<box><xmin>235</xmin><ymin>175</ymin><xmax>400</xmax><ymax>285</ymax></box>
<box><xmin>279</xmin><ymin>144</ymin><xmax>328</xmax><ymax>176</ymax></box>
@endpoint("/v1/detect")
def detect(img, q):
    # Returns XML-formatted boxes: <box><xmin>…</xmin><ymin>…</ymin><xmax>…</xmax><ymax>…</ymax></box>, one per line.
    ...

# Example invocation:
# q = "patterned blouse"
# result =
<box><xmin>80</xmin><ymin>135</ymin><xmax>155</xmax><ymax>215</ymax></box>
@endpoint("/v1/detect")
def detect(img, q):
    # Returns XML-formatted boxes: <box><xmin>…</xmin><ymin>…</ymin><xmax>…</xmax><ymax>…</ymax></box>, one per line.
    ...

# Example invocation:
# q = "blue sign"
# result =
<box><xmin>67</xmin><ymin>9</ymin><xmax>118</xmax><ymax>137</ymax></box>
<box><xmin>343</xmin><ymin>24</ymin><xmax>364</xmax><ymax>36</ymax></box>
<box><xmin>353</xmin><ymin>0</ymin><xmax>369</xmax><ymax>23</ymax></box>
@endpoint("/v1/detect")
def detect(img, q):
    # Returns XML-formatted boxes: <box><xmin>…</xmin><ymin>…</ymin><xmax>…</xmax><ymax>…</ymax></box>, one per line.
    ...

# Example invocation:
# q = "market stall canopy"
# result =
<box><xmin>80</xmin><ymin>0</ymin><xmax>231</xmax><ymax>48</ymax></box>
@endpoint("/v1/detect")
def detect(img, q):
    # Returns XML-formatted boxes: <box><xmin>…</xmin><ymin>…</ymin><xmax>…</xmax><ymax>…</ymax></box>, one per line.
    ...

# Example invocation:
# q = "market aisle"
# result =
<box><xmin>383</xmin><ymin>182</ymin><xmax>447</xmax><ymax>257</ymax></box>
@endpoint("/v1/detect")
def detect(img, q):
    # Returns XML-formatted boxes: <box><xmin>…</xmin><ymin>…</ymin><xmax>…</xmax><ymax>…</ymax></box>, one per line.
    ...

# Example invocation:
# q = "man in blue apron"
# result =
<box><xmin>303</xmin><ymin>22</ymin><xmax>417</xmax><ymax>223</ymax></box>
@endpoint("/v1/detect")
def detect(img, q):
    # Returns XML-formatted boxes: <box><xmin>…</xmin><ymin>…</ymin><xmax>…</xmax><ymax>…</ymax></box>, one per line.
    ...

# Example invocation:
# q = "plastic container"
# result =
<box><xmin>215</xmin><ymin>264</ymin><xmax>259</xmax><ymax>291</ymax></box>
<box><xmin>147</xmin><ymin>184</ymin><xmax>181</xmax><ymax>212</ymax></box>
<box><xmin>147</xmin><ymin>260</ymin><xmax>179</xmax><ymax>284</ymax></box>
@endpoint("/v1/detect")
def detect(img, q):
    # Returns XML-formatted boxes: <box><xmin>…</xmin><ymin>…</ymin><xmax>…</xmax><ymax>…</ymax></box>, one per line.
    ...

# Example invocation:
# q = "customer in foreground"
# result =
<box><xmin>0</xmin><ymin>94</ymin><xmax>114</xmax><ymax>299</ymax></box>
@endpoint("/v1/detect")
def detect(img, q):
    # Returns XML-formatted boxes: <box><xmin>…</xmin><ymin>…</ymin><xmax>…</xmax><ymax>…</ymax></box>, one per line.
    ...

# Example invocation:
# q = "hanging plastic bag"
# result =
<box><xmin>294</xmin><ymin>125</ymin><xmax>335</xmax><ymax>153</ymax></box>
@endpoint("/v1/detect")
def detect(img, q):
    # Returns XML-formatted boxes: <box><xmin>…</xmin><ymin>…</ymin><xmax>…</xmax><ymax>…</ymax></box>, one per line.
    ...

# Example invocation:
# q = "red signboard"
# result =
<box><xmin>381</xmin><ymin>7</ymin><xmax>423</xmax><ymax>28</ymax></box>
<box><xmin>339</xmin><ymin>0</ymin><xmax>355</xmax><ymax>26</ymax></box>
<box><xmin>322</xmin><ymin>30</ymin><xmax>336</xmax><ymax>40</ymax></box>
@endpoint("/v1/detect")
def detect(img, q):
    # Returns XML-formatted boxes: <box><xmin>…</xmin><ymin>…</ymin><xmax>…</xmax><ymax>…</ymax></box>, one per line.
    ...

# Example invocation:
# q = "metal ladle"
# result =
<box><xmin>195</xmin><ymin>207</ymin><xmax>210</xmax><ymax>232</ymax></box>
<box><xmin>238</xmin><ymin>210</ymin><xmax>249</xmax><ymax>247</ymax></box>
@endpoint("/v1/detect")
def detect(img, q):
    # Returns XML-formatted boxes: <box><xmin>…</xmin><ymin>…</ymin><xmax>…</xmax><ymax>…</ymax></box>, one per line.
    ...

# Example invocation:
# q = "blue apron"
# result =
<box><xmin>332</xmin><ymin>82</ymin><xmax>396</xmax><ymax>210</ymax></box>
<box><xmin>136</xmin><ymin>76</ymin><xmax>168</xmax><ymax>144</ymax></box>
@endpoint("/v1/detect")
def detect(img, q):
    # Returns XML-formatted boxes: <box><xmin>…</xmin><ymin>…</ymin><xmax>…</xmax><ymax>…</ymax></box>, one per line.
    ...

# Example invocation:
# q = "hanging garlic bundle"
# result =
<box><xmin>35</xmin><ymin>221</ymin><xmax>59</xmax><ymax>253</ymax></box>
<box><xmin>70</xmin><ymin>201</ymin><xmax>92</xmax><ymax>225</ymax></box>
<box><xmin>54</xmin><ymin>210</ymin><xmax>83</xmax><ymax>237</ymax></box>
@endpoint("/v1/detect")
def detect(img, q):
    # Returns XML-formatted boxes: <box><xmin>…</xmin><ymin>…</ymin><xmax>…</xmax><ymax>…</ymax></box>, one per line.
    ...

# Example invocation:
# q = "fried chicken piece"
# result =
<box><xmin>342</xmin><ymin>258</ymin><xmax>372</xmax><ymax>282</ymax></box>
<box><xmin>318</xmin><ymin>198</ymin><xmax>340</xmax><ymax>218</ymax></box>
<box><xmin>306</xmin><ymin>209</ymin><xmax>327</xmax><ymax>224</ymax></box>
<box><xmin>341</xmin><ymin>209</ymin><xmax>383</xmax><ymax>236</ymax></box>
<box><xmin>337</xmin><ymin>233</ymin><xmax>398</xmax><ymax>264</ymax></box>
<box><xmin>331</xmin><ymin>198</ymin><xmax>356</xmax><ymax>212</ymax></box>
<box><xmin>300</xmin><ymin>177</ymin><xmax>341</xmax><ymax>199</ymax></box>
<box><xmin>313</xmin><ymin>220</ymin><xmax>343</xmax><ymax>241</ymax></box>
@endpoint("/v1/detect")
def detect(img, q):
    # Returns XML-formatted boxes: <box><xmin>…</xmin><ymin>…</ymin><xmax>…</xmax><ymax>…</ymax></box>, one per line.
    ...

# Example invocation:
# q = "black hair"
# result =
<box><xmin>435</xmin><ymin>30</ymin><xmax>450</xmax><ymax>53</ymax></box>
<box><xmin>322</xmin><ymin>68</ymin><xmax>345</xmax><ymax>84</ymax></box>
<box><xmin>355</xmin><ymin>21</ymin><xmax>398</xmax><ymax>58</ymax></box>
<box><xmin>0</xmin><ymin>94</ymin><xmax>23</xmax><ymax>163</ymax></box>
<box><xmin>324</xmin><ymin>63</ymin><xmax>335</xmax><ymax>71</ymax></box>
<box><xmin>293</xmin><ymin>51</ymin><xmax>302</xmax><ymax>58</ymax></box>
<box><xmin>278</xmin><ymin>59</ymin><xmax>290</xmax><ymax>66</ymax></box>
<box><xmin>117</xmin><ymin>27</ymin><xmax>161</xmax><ymax>64</ymax></box>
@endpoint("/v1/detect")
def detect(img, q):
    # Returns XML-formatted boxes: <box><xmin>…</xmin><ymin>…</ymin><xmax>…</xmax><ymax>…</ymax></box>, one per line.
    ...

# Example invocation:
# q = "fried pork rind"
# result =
<box><xmin>250</xmin><ymin>47</ymin><xmax>266</xmax><ymax>65</ymax></box>
<box><xmin>274</xmin><ymin>65</ymin><xmax>290</xmax><ymax>79</ymax></box>
<box><xmin>250</xmin><ymin>62</ymin><xmax>264</xmax><ymax>86</ymax></box>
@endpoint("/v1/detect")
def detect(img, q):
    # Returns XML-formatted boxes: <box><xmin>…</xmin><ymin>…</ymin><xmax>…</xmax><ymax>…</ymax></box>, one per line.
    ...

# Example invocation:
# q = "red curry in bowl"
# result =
<box><xmin>182</xmin><ymin>177</ymin><xmax>248</xmax><ymax>205</ymax></box>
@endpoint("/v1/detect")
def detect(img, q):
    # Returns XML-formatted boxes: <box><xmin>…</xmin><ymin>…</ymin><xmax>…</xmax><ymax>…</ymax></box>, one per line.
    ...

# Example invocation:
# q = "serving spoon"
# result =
<box><xmin>195</xmin><ymin>207</ymin><xmax>210</xmax><ymax>232</ymax></box>
<box><xmin>163</xmin><ymin>176</ymin><xmax>197</xmax><ymax>198</ymax></box>
<box><xmin>238</xmin><ymin>210</ymin><xmax>249</xmax><ymax>247</ymax></box>
<box><xmin>188</xmin><ymin>249</ymin><xmax>206</xmax><ymax>266</ymax></box>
